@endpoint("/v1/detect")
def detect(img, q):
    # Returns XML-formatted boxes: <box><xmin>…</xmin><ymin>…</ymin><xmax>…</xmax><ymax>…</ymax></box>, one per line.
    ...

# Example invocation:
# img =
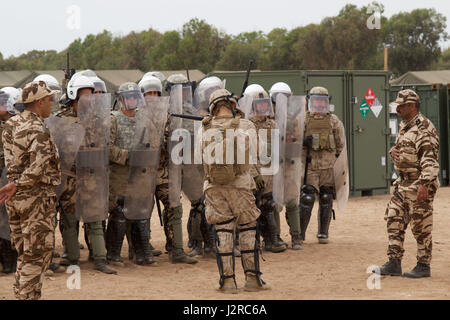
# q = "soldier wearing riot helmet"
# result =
<box><xmin>57</xmin><ymin>75</ymin><xmax>117</xmax><ymax>274</ymax></box>
<box><xmin>243</xmin><ymin>84</ymin><xmax>287</xmax><ymax>253</ymax></box>
<box><xmin>154</xmin><ymin>73</ymin><xmax>197</xmax><ymax>264</ymax></box>
<box><xmin>300</xmin><ymin>86</ymin><xmax>345</xmax><ymax>244</ymax></box>
<box><xmin>200</xmin><ymin>88</ymin><xmax>270</xmax><ymax>293</ymax></box>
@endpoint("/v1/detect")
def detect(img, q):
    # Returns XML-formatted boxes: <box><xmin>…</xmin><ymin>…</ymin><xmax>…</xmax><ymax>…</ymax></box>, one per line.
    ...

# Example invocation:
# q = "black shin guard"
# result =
<box><xmin>105</xmin><ymin>204</ymin><xmax>127</xmax><ymax>262</ymax></box>
<box><xmin>299</xmin><ymin>185</ymin><xmax>316</xmax><ymax>241</ymax></box>
<box><xmin>318</xmin><ymin>187</ymin><xmax>334</xmax><ymax>240</ymax></box>
<box><xmin>239</xmin><ymin>222</ymin><xmax>265</xmax><ymax>286</ymax></box>
<box><xmin>213</xmin><ymin>219</ymin><xmax>236</xmax><ymax>288</ymax></box>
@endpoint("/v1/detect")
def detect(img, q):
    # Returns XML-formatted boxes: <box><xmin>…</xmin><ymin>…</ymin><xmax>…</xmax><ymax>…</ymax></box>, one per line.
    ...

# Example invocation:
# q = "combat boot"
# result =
<box><xmin>93</xmin><ymin>259</ymin><xmax>117</xmax><ymax>274</ymax></box>
<box><xmin>149</xmin><ymin>242</ymin><xmax>162</xmax><ymax>257</ymax></box>
<box><xmin>187</xmin><ymin>240</ymin><xmax>203</xmax><ymax>257</ymax></box>
<box><xmin>244</xmin><ymin>274</ymin><xmax>271</xmax><ymax>292</ymax></box>
<box><xmin>291</xmin><ymin>234</ymin><xmax>303</xmax><ymax>250</ymax></box>
<box><xmin>377</xmin><ymin>258</ymin><xmax>402</xmax><ymax>276</ymax></box>
<box><xmin>131</xmin><ymin>220</ymin><xmax>155</xmax><ymax>265</ymax></box>
<box><xmin>171</xmin><ymin>248</ymin><xmax>198</xmax><ymax>264</ymax></box>
<box><xmin>403</xmin><ymin>262</ymin><xmax>430</xmax><ymax>278</ymax></box>
<box><xmin>217</xmin><ymin>278</ymin><xmax>238</xmax><ymax>294</ymax></box>
<box><xmin>277</xmin><ymin>235</ymin><xmax>288</xmax><ymax>247</ymax></box>
<box><xmin>263</xmin><ymin>237</ymin><xmax>273</xmax><ymax>252</ymax></box>
<box><xmin>48</xmin><ymin>262</ymin><xmax>66</xmax><ymax>273</ymax></box>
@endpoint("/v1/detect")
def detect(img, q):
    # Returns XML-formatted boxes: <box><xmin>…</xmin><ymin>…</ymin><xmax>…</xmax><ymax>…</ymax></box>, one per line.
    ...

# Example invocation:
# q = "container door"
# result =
<box><xmin>349</xmin><ymin>73</ymin><xmax>390</xmax><ymax>192</ymax></box>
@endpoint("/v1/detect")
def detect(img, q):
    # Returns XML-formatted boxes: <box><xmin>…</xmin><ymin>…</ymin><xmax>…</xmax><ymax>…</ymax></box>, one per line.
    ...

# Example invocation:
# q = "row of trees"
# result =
<box><xmin>0</xmin><ymin>3</ymin><xmax>448</xmax><ymax>77</ymax></box>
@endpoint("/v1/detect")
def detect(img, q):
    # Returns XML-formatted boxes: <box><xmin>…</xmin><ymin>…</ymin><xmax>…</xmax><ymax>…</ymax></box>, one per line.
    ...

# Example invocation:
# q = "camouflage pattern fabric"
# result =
<box><xmin>2</xmin><ymin>109</ymin><xmax>61</xmax><ymax>300</ymax></box>
<box><xmin>385</xmin><ymin>112</ymin><xmax>439</xmax><ymax>264</ymax></box>
<box><xmin>109</xmin><ymin>110</ymin><xmax>136</xmax><ymax>211</ymax></box>
<box><xmin>200</xmin><ymin>112</ymin><xmax>261</xmax><ymax>283</ymax></box>
<box><xmin>0</xmin><ymin>121</ymin><xmax>5</xmax><ymax>169</ymax></box>
<box><xmin>302</xmin><ymin>112</ymin><xmax>346</xmax><ymax>172</ymax></box>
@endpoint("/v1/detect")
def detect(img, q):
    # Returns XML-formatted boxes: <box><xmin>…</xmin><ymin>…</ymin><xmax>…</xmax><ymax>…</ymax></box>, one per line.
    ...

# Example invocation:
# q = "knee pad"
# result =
<box><xmin>319</xmin><ymin>192</ymin><xmax>333</xmax><ymax>206</ymax></box>
<box><xmin>300</xmin><ymin>192</ymin><xmax>315</xmax><ymax>207</ymax></box>
<box><xmin>301</xmin><ymin>184</ymin><xmax>318</xmax><ymax>195</ymax></box>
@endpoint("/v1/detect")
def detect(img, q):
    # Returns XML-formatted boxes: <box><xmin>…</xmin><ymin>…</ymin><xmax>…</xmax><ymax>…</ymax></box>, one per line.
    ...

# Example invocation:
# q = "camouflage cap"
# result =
<box><xmin>22</xmin><ymin>81</ymin><xmax>60</xmax><ymax>104</ymax></box>
<box><xmin>391</xmin><ymin>89</ymin><xmax>420</xmax><ymax>106</ymax></box>
<box><xmin>309</xmin><ymin>86</ymin><xmax>328</xmax><ymax>95</ymax></box>
<box><xmin>208</xmin><ymin>88</ymin><xmax>237</xmax><ymax>113</ymax></box>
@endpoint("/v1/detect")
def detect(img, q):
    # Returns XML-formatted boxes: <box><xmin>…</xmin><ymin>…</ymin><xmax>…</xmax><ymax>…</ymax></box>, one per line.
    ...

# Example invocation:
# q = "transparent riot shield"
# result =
<box><xmin>237</xmin><ymin>95</ymin><xmax>253</xmax><ymax>119</ymax></box>
<box><xmin>272</xmin><ymin>94</ymin><xmax>287</xmax><ymax>208</ymax></box>
<box><xmin>273</xmin><ymin>95</ymin><xmax>305</xmax><ymax>207</ymax></box>
<box><xmin>45</xmin><ymin>115</ymin><xmax>85</xmax><ymax>199</ymax></box>
<box><xmin>123</xmin><ymin>97</ymin><xmax>169</xmax><ymax>220</ymax></box>
<box><xmin>0</xmin><ymin>170</ymin><xmax>10</xmax><ymax>241</ymax></box>
<box><xmin>75</xmin><ymin>93</ymin><xmax>111</xmax><ymax>223</ymax></box>
<box><xmin>180</xmin><ymin>84</ymin><xmax>205</xmax><ymax>202</ymax></box>
<box><xmin>168</xmin><ymin>85</ymin><xmax>183</xmax><ymax>207</ymax></box>
<box><xmin>333</xmin><ymin>143</ymin><xmax>349</xmax><ymax>211</ymax></box>
<box><xmin>193</xmin><ymin>79</ymin><xmax>225</xmax><ymax>117</ymax></box>
<box><xmin>248</xmin><ymin>97</ymin><xmax>274</xmax><ymax>118</ymax></box>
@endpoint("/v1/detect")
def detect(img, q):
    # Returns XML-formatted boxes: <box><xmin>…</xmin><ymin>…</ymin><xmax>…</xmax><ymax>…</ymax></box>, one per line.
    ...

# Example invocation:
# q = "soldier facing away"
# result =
<box><xmin>200</xmin><ymin>88</ymin><xmax>270</xmax><ymax>293</ymax></box>
<box><xmin>378</xmin><ymin>89</ymin><xmax>439</xmax><ymax>278</ymax></box>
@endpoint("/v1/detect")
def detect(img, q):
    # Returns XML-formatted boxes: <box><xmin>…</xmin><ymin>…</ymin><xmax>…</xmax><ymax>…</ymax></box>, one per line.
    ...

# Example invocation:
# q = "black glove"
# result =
<box><xmin>303</xmin><ymin>135</ymin><xmax>313</xmax><ymax>149</ymax></box>
<box><xmin>254</xmin><ymin>175</ymin><xmax>265</xmax><ymax>190</ymax></box>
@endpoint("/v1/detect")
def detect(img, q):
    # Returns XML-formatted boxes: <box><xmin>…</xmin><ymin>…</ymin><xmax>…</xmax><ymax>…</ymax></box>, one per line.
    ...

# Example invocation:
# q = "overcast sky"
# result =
<box><xmin>2</xmin><ymin>0</ymin><xmax>449</xmax><ymax>58</ymax></box>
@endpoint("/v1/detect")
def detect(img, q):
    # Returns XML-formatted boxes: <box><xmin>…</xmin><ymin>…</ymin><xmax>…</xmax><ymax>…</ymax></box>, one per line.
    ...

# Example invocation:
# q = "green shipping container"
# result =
<box><xmin>390</xmin><ymin>84</ymin><xmax>449</xmax><ymax>186</ymax></box>
<box><xmin>209</xmin><ymin>70</ymin><xmax>391</xmax><ymax>197</ymax></box>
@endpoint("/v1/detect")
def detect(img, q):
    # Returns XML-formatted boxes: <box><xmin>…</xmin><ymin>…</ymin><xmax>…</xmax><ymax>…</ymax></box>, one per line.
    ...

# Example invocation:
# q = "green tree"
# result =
<box><xmin>178</xmin><ymin>18</ymin><xmax>228</xmax><ymax>73</ymax></box>
<box><xmin>215</xmin><ymin>31</ymin><xmax>269</xmax><ymax>70</ymax></box>
<box><xmin>383</xmin><ymin>8</ymin><xmax>448</xmax><ymax>76</ymax></box>
<box><xmin>292</xmin><ymin>3</ymin><xmax>385</xmax><ymax>70</ymax></box>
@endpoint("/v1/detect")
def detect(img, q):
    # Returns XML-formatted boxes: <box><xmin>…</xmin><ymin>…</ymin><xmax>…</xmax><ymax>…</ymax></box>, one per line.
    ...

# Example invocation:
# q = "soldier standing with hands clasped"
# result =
<box><xmin>378</xmin><ymin>89</ymin><xmax>439</xmax><ymax>278</ymax></box>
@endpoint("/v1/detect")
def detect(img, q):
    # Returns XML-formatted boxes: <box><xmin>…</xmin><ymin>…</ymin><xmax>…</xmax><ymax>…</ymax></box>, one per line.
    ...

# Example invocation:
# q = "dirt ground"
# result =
<box><xmin>1</xmin><ymin>186</ymin><xmax>450</xmax><ymax>300</ymax></box>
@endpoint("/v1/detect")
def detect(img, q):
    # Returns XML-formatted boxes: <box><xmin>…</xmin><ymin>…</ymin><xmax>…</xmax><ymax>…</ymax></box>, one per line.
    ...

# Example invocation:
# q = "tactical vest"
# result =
<box><xmin>304</xmin><ymin>112</ymin><xmax>336</xmax><ymax>151</ymax></box>
<box><xmin>202</xmin><ymin>115</ymin><xmax>247</xmax><ymax>185</ymax></box>
<box><xmin>111</xmin><ymin>110</ymin><xmax>136</xmax><ymax>151</ymax></box>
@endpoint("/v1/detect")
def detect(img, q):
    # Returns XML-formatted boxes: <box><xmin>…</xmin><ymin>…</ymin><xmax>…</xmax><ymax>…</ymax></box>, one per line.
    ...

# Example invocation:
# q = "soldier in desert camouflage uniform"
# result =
<box><xmin>155</xmin><ymin>74</ymin><xmax>197</xmax><ymax>264</ymax></box>
<box><xmin>378</xmin><ymin>89</ymin><xmax>439</xmax><ymax>278</ymax></box>
<box><xmin>200</xmin><ymin>88</ymin><xmax>270</xmax><ymax>293</ymax></box>
<box><xmin>243</xmin><ymin>84</ymin><xmax>286</xmax><ymax>253</ymax></box>
<box><xmin>299</xmin><ymin>86</ymin><xmax>345</xmax><ymax>245</ymax></box>
<box><xmin>0</xmin><ymin>81</ymin><xmax>61</xmax><ymax>300</ymax></box>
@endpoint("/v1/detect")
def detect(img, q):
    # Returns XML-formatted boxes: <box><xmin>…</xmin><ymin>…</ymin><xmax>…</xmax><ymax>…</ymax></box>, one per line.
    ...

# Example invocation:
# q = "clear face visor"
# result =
<box><xmin>182</xmin><ymin>84</ymin><xmax>193</xmax><ymax>105</ymax></box>
<box><xmin>308</xmin><ymin>95</ymin><xmax>330</xmax><ymax>113</ymax></box>
<box><xmin>93</xmin><ymin>82</ymin><xmax>107</xmax><ymax>94</ymax></box>
<box><xmin>0</xmin><ymin>93</ymin><xmax>10</xmax><ymax>112</ymax></box>
<box><xmin>251</xmin><ymin>98</ymin><xmax>274</xmax><ymax>117</ymax></box>
<box><xmin>118</xmin><ymin>90</ymin><xmax>145</xmax><ymax>110</ymax></box>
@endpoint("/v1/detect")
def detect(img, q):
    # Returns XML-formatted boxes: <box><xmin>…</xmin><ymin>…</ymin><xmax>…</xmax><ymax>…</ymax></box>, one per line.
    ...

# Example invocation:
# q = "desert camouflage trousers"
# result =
<box><xmin>6</xmin><ymin>192</ymin><xmax>57</xmax><ymax>300</ymax></box>
<box><xmin>205</xmin><ymin>187</ymin><xmax>261</xmax><ymax>277</ymax></box>
<box><xmin>384</xmin><ymin>183</ymin><xmax>437</xmax><ymax>264</ymax></box>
